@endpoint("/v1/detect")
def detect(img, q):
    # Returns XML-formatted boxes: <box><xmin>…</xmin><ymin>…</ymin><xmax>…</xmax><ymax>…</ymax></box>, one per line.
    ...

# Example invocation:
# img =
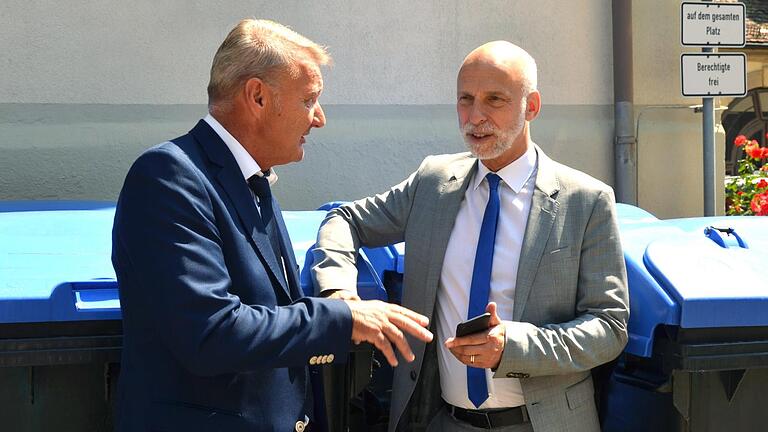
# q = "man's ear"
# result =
<box><xmin>525</xmin><ymin>90</ymin><xmax>541</xmax><ymax>122</ymax></box>
<box><xmin>244</xmin><ymin>77</ymin><xmax>267</xmax><ymax>114</ymax></box>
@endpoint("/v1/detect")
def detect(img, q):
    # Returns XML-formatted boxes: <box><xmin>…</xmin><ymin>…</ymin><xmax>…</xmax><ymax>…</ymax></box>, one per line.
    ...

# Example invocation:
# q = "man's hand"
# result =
<box><xmin>344</xmin><ymin>300</ymin><xmax>433</xmax><ymax>367</ymax></box>
<box><xmin>445</xmin><ymin>302</ymin><xmax>505</xmax><ymax>369</ymax></box>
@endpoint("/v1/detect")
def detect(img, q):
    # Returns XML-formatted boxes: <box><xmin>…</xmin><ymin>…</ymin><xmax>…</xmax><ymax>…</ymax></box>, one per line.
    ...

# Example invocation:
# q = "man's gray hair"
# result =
<box><xmin>207</xmin><ymin>19</ymin><xmax>330</xmax><ymax>107</ymax></box>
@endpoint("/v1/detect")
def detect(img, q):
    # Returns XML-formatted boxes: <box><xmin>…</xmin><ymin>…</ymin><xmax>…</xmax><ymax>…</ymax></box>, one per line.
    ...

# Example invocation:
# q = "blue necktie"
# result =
<box><xmin>467</xmin><ymin>173</ymin><xmax>502</xmax><ymax>408</ymax></box>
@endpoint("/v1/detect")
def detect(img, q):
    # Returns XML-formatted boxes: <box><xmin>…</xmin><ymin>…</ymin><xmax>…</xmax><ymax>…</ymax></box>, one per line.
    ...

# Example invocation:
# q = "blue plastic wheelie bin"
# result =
<box><xmin>0</xmin><ymin>201</ymin><xmax>390</xmax><ymax>432</ymax></box>
<box><xmin>600</xmin><ymin>204</ymin><xmax>768</xmax><ymax>432</ymax></box>
<box><xmin>0</xmin><ymin>201</ymin><xmax>121</xmax><ymax>431</ymax></box>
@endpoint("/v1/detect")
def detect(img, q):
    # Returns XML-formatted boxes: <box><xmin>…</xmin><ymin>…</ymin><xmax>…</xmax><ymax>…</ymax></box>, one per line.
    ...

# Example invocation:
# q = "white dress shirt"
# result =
<box><xmin>203</xmin><ymin>114</ymin><xmax>277</xmax><ymax>191</ymax></box>
<box><xmin>436</xmin><ymin>145</ymin><xmax>538</xmax><ymax>409</ymax></box>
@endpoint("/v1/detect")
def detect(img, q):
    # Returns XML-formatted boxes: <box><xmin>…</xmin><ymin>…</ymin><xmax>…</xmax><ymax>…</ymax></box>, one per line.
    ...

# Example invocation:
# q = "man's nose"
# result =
<box><xmin>468</xmin><ymin>102</ymin><xmax>486</xmax><ymax>125</ymax></box>
<box><xmin>312</xmin><ymin>103</ymin><xmax>326</xmax><ymax>128</ymax></box>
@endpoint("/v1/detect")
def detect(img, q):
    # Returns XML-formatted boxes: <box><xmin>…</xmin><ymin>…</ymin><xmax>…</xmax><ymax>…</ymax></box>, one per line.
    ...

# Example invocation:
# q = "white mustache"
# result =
<box><xmin>462</xmin><ymin>123</ymin><xmax>499</xmax><ymax>136</ymax></box>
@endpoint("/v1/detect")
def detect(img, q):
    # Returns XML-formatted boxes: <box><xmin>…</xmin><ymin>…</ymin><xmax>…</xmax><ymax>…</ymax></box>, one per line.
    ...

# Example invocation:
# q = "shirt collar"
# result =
<box><xmin>473</xmin><ymin>144</ymin><xmax>537</xmax><ymax>193</ymax></box>
<box><xmin>203</xmin><ymin>114</ymin><xmax>277</xmax><ymax>185</ymax></box>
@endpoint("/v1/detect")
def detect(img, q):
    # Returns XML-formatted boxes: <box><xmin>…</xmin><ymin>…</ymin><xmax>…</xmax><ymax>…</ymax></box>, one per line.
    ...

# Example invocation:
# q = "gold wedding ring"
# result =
<box><xmin>470</xmin><ymin>354</ymin><xmax>475</xmax><ymax>364</ymax></box>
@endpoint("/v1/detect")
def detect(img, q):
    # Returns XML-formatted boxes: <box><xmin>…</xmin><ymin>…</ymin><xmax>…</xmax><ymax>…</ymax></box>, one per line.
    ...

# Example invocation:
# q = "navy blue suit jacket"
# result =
<box><xmin>112</xmin><ymin>120</ymin><xmax>352</xmax><ymax>431</ymax></box>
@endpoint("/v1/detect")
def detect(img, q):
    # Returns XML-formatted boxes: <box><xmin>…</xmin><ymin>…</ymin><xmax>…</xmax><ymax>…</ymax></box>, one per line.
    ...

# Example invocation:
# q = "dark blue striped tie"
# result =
<box><xmin>466</xmin><ymin>173</ymin><xmax>502</xmax><ymax>408</ymax></box>
<box><xmin>247</xmin><ymin>173</ymin><xmax>283</xmax><ymax>266</ymax></box>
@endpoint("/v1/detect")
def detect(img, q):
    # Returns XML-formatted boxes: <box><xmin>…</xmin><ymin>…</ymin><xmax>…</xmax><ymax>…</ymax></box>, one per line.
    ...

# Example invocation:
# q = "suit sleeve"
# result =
<box><xmin>493</xmin><ymin>189</ymin><xmax>629</xmax><ymax>378</ymax></box>
<box><xmin>311</xmin><ymin>158</ymin><xmax>427</xmax><ymax>293</ymax></box>
<box><xmin>112</xmin><ymin>147</ymin><xmax>352</xmax><ymax>376</ymax></box>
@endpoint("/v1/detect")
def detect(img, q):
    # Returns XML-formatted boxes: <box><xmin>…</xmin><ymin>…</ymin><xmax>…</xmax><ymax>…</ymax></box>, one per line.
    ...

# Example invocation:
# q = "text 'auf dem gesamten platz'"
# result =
<box><xmin>684</xmin><ymin>8</ymin><xmax>741</xmax><ymax>38</ymax></box>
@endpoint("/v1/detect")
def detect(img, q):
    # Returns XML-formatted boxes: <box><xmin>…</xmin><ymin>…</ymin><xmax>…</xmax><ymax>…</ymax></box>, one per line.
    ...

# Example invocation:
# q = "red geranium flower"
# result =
<box><xmin>750</xmin><ymin>192</ymin><xmax>768</xmax><ymax>216</ymax></box>
<box><xmin>745</xmin><ymin>141</ymin><xmax>762</xmax><ymax>159</ymax></box>
<box><xmin>728</xmin><ymin>137</ymin><xmax>768</xmax><ymax>216</ymax></box>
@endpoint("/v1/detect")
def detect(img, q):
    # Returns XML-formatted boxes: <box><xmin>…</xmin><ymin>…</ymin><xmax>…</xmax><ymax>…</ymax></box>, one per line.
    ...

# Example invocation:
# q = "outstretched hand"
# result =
<box><xmin>344</xmin><ymin>300</ymin><xmax>433</xmax><ymax>367</ymax></box>
<box><xmin>445</xmin><ymin>302</ymin><xmax>506</xmax><ymax>369</ymax></box>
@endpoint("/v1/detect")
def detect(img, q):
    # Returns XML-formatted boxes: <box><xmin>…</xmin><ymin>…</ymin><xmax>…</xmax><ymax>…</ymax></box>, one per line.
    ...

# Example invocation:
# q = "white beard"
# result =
<box><xmin>461</xmin><ymin>110</ymin><xmax>525</xmax><ymax>160</ymax></box>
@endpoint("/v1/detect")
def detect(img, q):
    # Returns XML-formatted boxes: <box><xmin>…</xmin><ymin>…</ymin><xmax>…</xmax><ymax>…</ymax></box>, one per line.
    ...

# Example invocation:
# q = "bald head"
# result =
<box><xmin>460</xmin><ymin>41</ymin><xmax>537</xmax><ymax>95</ymax></box>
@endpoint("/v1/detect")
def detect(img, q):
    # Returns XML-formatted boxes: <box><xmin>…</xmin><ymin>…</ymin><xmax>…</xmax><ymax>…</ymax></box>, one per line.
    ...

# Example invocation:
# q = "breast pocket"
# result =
<box><xmin>544</xmin><ymin>245</ymin><xmax>571</xmax><ymax>261</ymax></box>
<box><xmin>543</xmin><ymin>245</ymin><xmax>578</xmax><ymax>280</ymax></box>
<box><xmin>528</xmin><ymin>246</ymin><xmax>579</xmax><ymax>322</ymax></box>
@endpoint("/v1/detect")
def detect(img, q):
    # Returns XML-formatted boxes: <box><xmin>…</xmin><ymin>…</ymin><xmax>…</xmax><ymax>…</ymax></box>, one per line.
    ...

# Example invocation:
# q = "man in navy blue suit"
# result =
<box><xmin>111</xmin><ymin>19</ymin><xmax>433</xmax><ymax>432</ymax></box>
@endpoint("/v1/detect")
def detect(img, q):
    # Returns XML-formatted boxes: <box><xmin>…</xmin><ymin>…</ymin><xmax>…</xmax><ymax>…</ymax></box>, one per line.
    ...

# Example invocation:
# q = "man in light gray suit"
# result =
<box><xmin>312</xmin><ymin>41</ymin><xmax>628</xmax><ymax>432</ymax></box>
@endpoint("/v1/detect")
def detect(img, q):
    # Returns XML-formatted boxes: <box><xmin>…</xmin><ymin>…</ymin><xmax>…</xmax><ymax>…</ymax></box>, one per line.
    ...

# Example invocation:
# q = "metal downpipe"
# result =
<box><xmin>612</xmin><ymin>0</ymin><xmax>637</xmax><ymax>205</ymax></box>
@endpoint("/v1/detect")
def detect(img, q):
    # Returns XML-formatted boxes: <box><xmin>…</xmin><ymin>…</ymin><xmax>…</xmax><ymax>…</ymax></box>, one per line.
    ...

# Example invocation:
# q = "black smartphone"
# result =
<box><xmin>455</xmin><ymin>312</ymin><xmax>491</xmax><ymax>337</ymax></box>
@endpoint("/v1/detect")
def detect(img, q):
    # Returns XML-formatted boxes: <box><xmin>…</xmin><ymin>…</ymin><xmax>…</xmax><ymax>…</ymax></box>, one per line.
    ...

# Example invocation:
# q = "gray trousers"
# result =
<box><xmin>426</xmin><ymin>405</ymin><xmax>534</xmax><ymax>432</ymax></box>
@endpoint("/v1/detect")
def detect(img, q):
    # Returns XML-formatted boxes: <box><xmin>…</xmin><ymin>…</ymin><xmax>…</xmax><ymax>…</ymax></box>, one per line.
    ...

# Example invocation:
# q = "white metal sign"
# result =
<box><xmin>681</xmin><ymin>53</ymin><xmax>746</xmax><ymax>97</ymax></box>
<box><xmin>681</xmin><ymin>2</ymin><xmax>746</xmax><ymax>47</ymax></box>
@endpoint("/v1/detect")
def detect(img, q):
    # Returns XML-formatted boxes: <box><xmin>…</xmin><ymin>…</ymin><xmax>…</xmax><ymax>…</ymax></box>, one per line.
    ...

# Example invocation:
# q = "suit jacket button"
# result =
<box><xmin>410</xmin><ymin>370</ymin><xmax>417</xmax><ymax>381</ymax></box>
<box><xmin>295</xmin><ymin>420</ymin><xmax>306</xmax><ymax>432</ymax></box>
<box><xmin>309</xmin><ymin>356</ymin><xmax>318</xmax><ymax>365</ymax></box>
<box><xmin>322</xmin><ymin>355</ymin><xmax>330</xmax><ymax>364</ymax></box>
<box><xmin>327</xmin><ymin>354</ymin><xmax>335</xmax><ymax>363</ymax></box>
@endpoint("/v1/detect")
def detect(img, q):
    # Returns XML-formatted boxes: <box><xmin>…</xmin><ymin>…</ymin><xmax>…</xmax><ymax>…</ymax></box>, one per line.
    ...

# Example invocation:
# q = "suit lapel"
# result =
<box><xmin>421</xmin><ymin>157</ymin><xmax>477</xmax><ymax>319</ymax></box>
<box><xmin>189</xmin><ymin>120</ymin><xmax>292</xmax><ymax>302</ymax></box>
<box><xmin>513</xmin><ymin>146</ymin><xmax>560</xmax><ymax>321</ymax></box>
<box><xmin>273</xmin><ymin>198</ymin><xmax>302</xmax><ymax>300</ymax></box>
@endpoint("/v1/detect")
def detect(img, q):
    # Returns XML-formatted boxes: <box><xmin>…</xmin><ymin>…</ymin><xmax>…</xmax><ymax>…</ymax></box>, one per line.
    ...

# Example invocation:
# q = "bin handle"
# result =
<box><xmin>703</xmin><ymin>226</ymin><xmax>748</xmax><ymax>249</ymax></box>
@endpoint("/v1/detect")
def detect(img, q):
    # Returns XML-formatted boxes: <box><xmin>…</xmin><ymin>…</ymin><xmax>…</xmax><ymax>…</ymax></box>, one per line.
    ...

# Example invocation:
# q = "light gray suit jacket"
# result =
<box><xmin>312</xmin><ymin>146</ymin><xmax>629</xmax><ymax>432</ymax></box>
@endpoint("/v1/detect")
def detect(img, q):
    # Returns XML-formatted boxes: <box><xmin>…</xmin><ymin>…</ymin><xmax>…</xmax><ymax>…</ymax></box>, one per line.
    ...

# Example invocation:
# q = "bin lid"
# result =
<box><xmin>645</xmin><ymin>217</ymin><xmax>768</xmax><ymax>329</ymax></box>
<box><xmin>616</xmin><ymin>203</ymin><xmax>658</xmax><ymax>230</ymax></box>
<box><xmin>0</xmin><ymin>202</ymin><xmax>378</xmax><ymax>324</ymax></box>
<box><xmin>617</xmin><ymin>205</ymin><xmax>768</xmax><ymax>358</ymax></box>
<box><xmin>0</xmin><ymin>201</ymin><xmax>119</xmax><ymax>323</ymax></box>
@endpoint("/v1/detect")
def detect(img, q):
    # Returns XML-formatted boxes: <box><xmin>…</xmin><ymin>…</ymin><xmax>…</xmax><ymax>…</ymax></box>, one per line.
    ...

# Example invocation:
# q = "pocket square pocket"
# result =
<box><xmin>548</xmin><ymin>246</ymin><xmax>570</xmax><ymax>255</ymax></box>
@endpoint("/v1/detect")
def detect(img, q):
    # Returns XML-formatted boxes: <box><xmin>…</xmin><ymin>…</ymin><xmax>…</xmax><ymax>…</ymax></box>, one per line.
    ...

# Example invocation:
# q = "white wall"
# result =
<box><xmin>1</xmin><ymin>0</ymin><xmax>613</xmax><ymax>106</ymax></box>
<box><xmin>632</xmin><ymin>0</ymin><xmax>727</xmax><ymax>217</ymax></box>
<box><xmin>2</xmin><ymin>1</ymin><xmax>623</xmax><ymax>211</ymax></box>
